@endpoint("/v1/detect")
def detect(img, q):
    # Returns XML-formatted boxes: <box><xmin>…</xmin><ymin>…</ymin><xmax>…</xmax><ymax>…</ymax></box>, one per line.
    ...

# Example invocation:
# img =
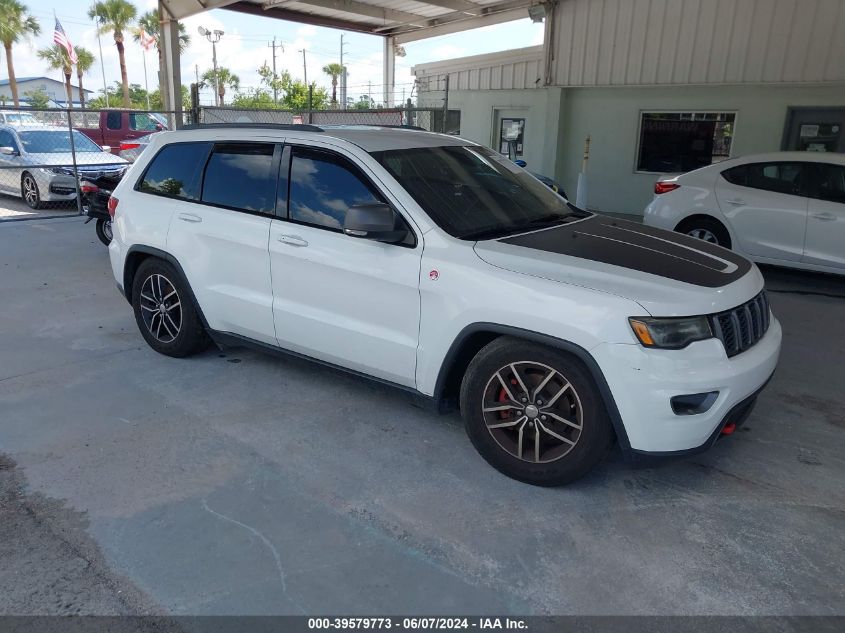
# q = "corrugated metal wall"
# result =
<box><xmin>414</xmin><ymin>48</ymin><xmax>544</xmax><ymax>92</ymax></box>
<box><xmin>549</xmin><ymin>0</ymin><xmax>845</xmax><ymax>86</ymax></box>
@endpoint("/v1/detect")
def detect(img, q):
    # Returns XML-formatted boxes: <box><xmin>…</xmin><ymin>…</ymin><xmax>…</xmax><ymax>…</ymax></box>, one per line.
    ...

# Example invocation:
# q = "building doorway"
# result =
<box><xmin>783</xmin><ymin>108</ymin><xmax>845</xmax><ymax>153</ymax></box>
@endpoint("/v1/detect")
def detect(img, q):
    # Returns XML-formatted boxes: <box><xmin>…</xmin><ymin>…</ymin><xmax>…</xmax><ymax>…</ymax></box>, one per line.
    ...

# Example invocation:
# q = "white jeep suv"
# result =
<box><xmin>108</xmin><ymin>124</ymin><xmax>782</xmax><ymax>486</ymax></box>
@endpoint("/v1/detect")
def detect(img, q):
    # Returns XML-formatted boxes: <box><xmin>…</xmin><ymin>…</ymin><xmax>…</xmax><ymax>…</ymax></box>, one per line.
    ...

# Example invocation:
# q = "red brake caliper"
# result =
<box><xmin>498</xmin><ymin>379</ymin><xmax>520</xmax><ymax>420</ymax></box>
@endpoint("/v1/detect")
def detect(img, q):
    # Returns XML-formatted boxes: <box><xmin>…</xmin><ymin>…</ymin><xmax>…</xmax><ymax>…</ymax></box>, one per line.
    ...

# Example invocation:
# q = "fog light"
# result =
<box><xmin>671</xmin><ymin>391</ymin><xmax>719</xmax><ymax>415</ymax></box>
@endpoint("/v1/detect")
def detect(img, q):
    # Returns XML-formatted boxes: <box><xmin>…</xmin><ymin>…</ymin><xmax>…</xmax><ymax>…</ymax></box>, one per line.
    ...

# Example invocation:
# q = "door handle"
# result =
<box><xmin>177</xmin><ymin>212</ymin><xmax>202</xmax><ymax>223</ymax></box>
<box><xmin>810</xmin><ymin>212</ymin><xmax>837</xmax><ymax>222</ymax></box>
<box><xmin>277</xmin><ymin>234</ymin><xmax>309</xmax><ymax>247</ymax></box>
<box><xmin>724</xmin><ymin>198</ymin><xmax>746</xmax><ymax>206</ymax></box>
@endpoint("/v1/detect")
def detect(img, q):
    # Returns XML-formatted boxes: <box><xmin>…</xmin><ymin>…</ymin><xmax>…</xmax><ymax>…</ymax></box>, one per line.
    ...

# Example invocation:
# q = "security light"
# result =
<box><xmin>198</xmin><ymin>26</ymin><xmax>209</xmax><ymax>36</ymax></box>
<box><xmin>528</xmin><ymin>4</ymin><xmax>546</xmax><ymax>22</ymax></box>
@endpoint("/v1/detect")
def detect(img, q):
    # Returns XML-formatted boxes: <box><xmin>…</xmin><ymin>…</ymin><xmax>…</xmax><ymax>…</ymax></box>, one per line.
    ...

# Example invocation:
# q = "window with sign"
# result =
<box><xmin>637</xmin><ymin>112</ymin><xmax>735</xmax><ymax>173</ymax></box>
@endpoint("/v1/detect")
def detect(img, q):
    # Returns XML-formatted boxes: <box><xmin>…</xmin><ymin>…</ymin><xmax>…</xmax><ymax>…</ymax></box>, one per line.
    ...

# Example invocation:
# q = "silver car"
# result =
<box><xmin>118</xmin><ymin>132</ymin><xmax>156</xmax><ymax>163</ymax></box>
<box><xmin>0</xmin><ymin>125</ymin><xmax>128</xmax><ymax>209</ymax></box>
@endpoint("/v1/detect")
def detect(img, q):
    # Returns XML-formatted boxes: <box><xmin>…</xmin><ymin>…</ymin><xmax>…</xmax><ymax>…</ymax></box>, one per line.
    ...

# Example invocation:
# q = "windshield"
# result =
<box><xmin>18</xmin><ymin>129</ymin><xmax>103</xmax><ymax>154</ymax></box>
<box><xmin>4</xmin><ymin>113</ymin><xmax>39</xmax><ymax>125</ymax></box>
<box><xmin>372</xmin><ymin>144</ymin><xmax>581</xmax><ymax>240</ymax></box>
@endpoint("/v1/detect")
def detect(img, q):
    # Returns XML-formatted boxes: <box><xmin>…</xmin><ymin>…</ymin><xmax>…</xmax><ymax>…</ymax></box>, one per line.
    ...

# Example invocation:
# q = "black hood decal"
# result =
<box><xmin>499</xmin><ymin>216</ymin><xmax>752</xmax><ymax>288</ymax></box>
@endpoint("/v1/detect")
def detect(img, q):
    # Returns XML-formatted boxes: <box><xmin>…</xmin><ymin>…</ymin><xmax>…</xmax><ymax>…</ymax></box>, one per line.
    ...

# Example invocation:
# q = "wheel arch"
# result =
<box><xmin>674</xmin><ymin>213</ymin><xmax>734</xmax><ymax>246</ymax></box>
<box><xmin>433</xmin><ymin>323</ymin><xmax>631</xmax><ymax>450</ymax></box>
<box><xmin>123</xmin><ymin>245</ymin><xmax>210</xmax><ymax>329</ymax></box>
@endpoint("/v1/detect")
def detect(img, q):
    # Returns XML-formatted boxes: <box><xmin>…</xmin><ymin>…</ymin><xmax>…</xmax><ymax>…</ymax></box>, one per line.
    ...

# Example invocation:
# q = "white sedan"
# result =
<box><xmin>643</xmin><ymin>152</ymin><xmax>845</xmax><ymax>275</ymax></box>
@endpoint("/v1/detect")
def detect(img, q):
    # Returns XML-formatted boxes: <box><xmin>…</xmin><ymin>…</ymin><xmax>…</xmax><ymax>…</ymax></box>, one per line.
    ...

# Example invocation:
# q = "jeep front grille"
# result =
<box><xmin>709</xmin><ymin>291</ymin><xmax>770</xmax><ymax>357</ymax></box>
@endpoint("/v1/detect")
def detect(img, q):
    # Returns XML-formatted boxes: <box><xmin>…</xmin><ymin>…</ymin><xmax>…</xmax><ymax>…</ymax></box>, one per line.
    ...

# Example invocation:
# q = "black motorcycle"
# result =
<box><xmin>81</xmin><ymin>171</ymin><xmax>124</xmax><ymax>246</ymax></box>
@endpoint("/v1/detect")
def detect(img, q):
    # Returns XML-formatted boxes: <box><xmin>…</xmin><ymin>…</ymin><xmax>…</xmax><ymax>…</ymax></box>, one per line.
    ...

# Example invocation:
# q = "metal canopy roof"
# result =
<box><xmin>160</xmin><ymin>0</ymin><xmax>537</xmax><ymax>42</ymax></box>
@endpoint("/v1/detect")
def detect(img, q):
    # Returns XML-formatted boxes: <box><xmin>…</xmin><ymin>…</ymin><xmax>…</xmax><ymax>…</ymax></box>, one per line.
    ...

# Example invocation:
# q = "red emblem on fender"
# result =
<box><xmin>429</xmin><ymin>269</ymin><xmax>439</xmax><ymax>281</ymax></box>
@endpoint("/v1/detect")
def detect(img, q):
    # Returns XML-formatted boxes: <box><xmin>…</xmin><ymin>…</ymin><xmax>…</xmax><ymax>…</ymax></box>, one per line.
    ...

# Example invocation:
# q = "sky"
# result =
<box><xmin>8</xmin><ymin>0</ymin><xmax>544</xmax><ymax>106</ymax></box>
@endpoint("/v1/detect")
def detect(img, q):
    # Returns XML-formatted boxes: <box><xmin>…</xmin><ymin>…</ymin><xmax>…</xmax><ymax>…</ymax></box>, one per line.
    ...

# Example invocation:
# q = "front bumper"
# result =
<box><xmin>592</xmin><ymin>315</ymin><xmax>782</xmax><ymax>453</ymax></box>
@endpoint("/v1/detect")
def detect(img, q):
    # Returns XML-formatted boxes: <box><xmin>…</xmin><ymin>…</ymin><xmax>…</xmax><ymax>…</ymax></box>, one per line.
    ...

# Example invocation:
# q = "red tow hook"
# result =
<box><xmin>721</xmin><ymin>422</ymin><xmax>737</xmax><ymax>435</ymax></box>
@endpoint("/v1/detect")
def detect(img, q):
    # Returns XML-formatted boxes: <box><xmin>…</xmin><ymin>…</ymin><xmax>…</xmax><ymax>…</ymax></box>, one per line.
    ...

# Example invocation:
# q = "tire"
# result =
<box><xmin>459</xmin><ymin>337</ymin><xmax>613</xmax><ymax>486</ymax></box>
<box><xmin>95</xmin><ymin>218</ymin><xmax>112</xmax><ymax>246</ymax></box>
<box><xmin>21</xmin><ymin>173</ymin><xmax>43</xmax><ymax>210</ymax></box>
<box><xmin>131</xmin><ymin>258</ymin><xmax>209</xmax><ymax>358</ymax></box>
<box><xmin>676</xmin><ymin>216</ymin><xmax>731</xmax><ymax>249</ymax></box>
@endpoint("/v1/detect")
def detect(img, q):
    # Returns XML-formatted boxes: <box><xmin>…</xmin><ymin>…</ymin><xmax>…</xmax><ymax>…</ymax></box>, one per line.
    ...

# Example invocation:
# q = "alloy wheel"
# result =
<box><xmin>139</xmin><ymin>274</ymin><xmax>182</xmax><ymax>343</ymax></box>
<box><xmin>687</xmin><ymin>228</ymin><xmax>719</xmax><ymax>244</ymax></box>
<box><xmin>22</xmin><ymin>175</ymin><xmax>38</xmax><ymax>207</ymax></box>
<box><xmin>481</xmin><ymin>361</ymin><xmax>583</xmax><ymax>463</ymax></box>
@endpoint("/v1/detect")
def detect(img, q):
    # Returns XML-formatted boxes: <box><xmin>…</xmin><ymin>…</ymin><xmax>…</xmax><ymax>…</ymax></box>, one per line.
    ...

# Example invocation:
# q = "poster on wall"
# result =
<box><xmin>499</xmin><ymin>118</ymin><xmax>525</xmax><ymax>156</ymax></box>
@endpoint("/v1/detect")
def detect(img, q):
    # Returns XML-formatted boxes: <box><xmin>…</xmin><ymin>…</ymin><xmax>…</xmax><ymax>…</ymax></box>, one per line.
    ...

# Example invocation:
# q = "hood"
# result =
<box><xmin>25</xmin><ymin>152</ymin><xmax>128</xmax><ymax>167</ymax></box>
<box><xmin>473</xmin><ymin>215</ymin><xmax>764</xmax><ymax>317</ymax></box>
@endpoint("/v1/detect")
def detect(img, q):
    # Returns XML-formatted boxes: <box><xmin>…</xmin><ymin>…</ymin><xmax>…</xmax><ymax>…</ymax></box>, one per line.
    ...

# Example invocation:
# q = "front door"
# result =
<box><xmin>803</xmin><ymin>162</ymin><xmax>845</xmax><ymax>269</ymax></box>
<box><xmin>268</xmin><ymin>144</ymin><xmax>422</xmax><ymax>387</ymax></box>
<box><xmin>783</xmin><ymin>108</ymin><xmax>845</xmax><ymax>153</ymax></box>
<box><xmin>0</xmin><ymin>129</ymin><xmax>21</xmax><ymax>195</ymax></box>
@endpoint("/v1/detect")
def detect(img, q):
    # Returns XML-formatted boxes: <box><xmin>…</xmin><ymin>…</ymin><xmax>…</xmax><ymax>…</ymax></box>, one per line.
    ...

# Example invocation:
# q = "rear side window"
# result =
<box><xmin>722</xmin><ymin>162</ymin><xmax>807</xmax><ymax>196</ymax></box>
<box><xmin>106</xmin><ymin>111</ymin><xmax>122</xmax><ymax>130</ymax></box>
<box><xmin>129</xmin><ymin>112</ymin><xmax>159</xmax><ymax>132</ymax></box>
<box><xmin>138</xmin><ymin>142</ymin><xmax>211</xmax><ymax>200</ymax></box>
<box><xmin>201</xmin><ymin>142</ymin><xmax>277</xmax><ymax>213</ymax></box>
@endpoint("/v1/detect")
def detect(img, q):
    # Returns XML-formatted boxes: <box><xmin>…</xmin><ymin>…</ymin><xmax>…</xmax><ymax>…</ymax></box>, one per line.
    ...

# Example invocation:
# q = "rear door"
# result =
<box><xmin>715</xmin><ymin>161</ymin><xmax>810</xmax><ymax>262</ymax></box>
<box><xmin>268</xmin><ymin>143</ymin><xmax>422</xmax><ymax>387</ymax></box>
<box><xmin>162</xmin><ymin>140</ymin><xmax>280</xmax><ymax>344</ymax></box>
<box><xmin>803</xmin><ymin>162</ymin><xmax>845</xmax><ymax>269</ymax></box>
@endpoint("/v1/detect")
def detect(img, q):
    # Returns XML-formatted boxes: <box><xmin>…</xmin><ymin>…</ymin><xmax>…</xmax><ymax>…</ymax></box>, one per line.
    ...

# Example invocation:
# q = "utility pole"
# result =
<box><xmin>368</xmin><ymin>80</ymin><xmax>372</xmax><ymax>107</ymax></box>
<box><xmin>268</xmin><ymin>37</ymin><xmax>283</xmax><ymax>104</ymax></box>
<box><xmin>300</xmin><ymin>49</ymin><xmax>308</xmax><ymax>87</ymax></box>
<box><xmin>195</xmin><ymin>65</ymin><xmax>199</xmax><ymax>85</ymax></box>
<box><xmin>340</xmin><ymin>33</ymin><xmax>348</xmax><ymax>110</ymax></box>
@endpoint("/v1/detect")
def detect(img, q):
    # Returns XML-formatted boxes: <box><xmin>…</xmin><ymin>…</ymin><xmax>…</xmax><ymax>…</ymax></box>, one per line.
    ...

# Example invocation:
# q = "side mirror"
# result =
<box><xmin>0</xmin><ymin>146</ymin><xmax>18</xmax><ymax>156</ymax></box>
<box><xmin>155</xmin><ymin>123</ymin><xmax>164</xmax><ymax>131</ymax></box>
<box><xmin>344</xmin><ymin>203</ymin><xmax>408</xmax><ymax>244</ymax></box>
<box><xmin>514</xmin><ymin>159</ymin><xmax>527</xmax><ymax>168</ymax></box>
<box><xmin>101</xmin><ymin>145</ymin><xmax>111</xmax><ymax>153</ymax></box>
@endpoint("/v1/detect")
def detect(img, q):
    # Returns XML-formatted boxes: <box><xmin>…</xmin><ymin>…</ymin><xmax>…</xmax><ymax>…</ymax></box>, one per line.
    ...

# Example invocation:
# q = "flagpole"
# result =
<box><xmin>95</xmin><ymin>16</ymin><xmax>109</xmax><ymax>107</ymax></box>
<box><xmin>142</xmin><ymin>48</ymin><xmax>150</xmax><ymax>110</ymax></box>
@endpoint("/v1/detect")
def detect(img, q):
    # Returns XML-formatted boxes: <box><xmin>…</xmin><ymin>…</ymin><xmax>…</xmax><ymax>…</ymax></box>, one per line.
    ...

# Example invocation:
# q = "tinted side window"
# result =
<box><xmin>0</xmin><ymin>130</ymin><xmax>17</xmax><ymax>150</ymax></box>
<box><xmin>139</xmin><ymin>142</ymin><xmax>211</xmax><ymax>200</ymax></box>
<box><xmin>288</xmin><ymin>148</ymin><xmax>383</xmax><ymax>230</ymax></box>
<box><xmin>817</xmin><ymin>164</ymin><xmax>845</xmax><ymax>204</ymax></box>
<box><xmin>201</xmin><ymin>143</ymin><xmax>277</xmax><ymax>213</ymax></box>
<box><xmin>728</xmin><ymin>162</ymin><xmax>807</xmax><ymax>196</ymax></box>
<box><xmin>106</xmin><ymin>112</ymin><xmax>122</xmax><ymax>130</ymax></box>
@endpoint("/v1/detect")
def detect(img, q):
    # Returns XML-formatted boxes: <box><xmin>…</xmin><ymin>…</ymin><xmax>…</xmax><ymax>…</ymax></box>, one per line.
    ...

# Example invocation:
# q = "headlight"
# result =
<box><xmin>628</xmin><ymin>316</ymin><xmax>712</xmax><ymax>349</ymax></box>
<box><xmin>47</xmin><ymin>167</ymin><xmax>73</xmax><ymax>176</ymax></box>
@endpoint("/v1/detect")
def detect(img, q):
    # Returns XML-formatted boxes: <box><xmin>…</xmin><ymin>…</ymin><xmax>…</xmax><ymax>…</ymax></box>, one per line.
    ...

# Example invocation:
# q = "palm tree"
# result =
<box><xmin>88</xmin><ymin>0</ymin><xmax>137</xmax><ymax>108</ymax></box>
<box><xmin>133</xmin><ymin>10</ymin><xmax>189</xmax><ymax>55</ymax></box>
<box><xmin>321</xmin><ymin>63</ymin><xmax>345</xmax><ymax>106</ymax></box>
<box><xmin>0</xmin><ymin>0</ymin><xmax>40</xmax><ymax>107</ymax></box>
<box><xmin>201</xmin><ymin>67</ymin><xmax>239</xmax><ymax>106</ymax></box>
<box><xmin>38</xmin><ymin>44</ymin><xmax>74</xmax><ymax>107</ymax></box>
<box><xmin>74</xmin><ymin>46</ymin><xmax>95</xmax><ymax>108</ymax></box>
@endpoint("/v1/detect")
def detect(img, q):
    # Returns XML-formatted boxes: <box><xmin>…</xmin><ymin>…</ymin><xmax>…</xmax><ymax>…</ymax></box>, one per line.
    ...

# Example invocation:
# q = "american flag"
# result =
<box><xmin>53</xmin><ymin>18</ymin><xmax>78</xmax><ymax>65</ymax></box>
<box><xmin>138</xmin><ymin>28</ymin><xmax>156</xmax><ymax>52</ymax></box>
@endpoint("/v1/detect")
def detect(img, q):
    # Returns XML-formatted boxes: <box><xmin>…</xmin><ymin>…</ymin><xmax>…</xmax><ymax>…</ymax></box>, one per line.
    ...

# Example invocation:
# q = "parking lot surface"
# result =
<box><xmin>1</xmin><ymin>217</ymin><xmax>843</xmax><ymax>616</ymax></box>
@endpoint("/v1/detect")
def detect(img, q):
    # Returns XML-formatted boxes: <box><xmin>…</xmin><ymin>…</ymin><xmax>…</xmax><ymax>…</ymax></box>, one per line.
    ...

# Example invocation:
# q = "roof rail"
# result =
<box><xmin>180</xmin><ymin>122</ymin><xmax>324</xmax><ymax>132</ymax></box>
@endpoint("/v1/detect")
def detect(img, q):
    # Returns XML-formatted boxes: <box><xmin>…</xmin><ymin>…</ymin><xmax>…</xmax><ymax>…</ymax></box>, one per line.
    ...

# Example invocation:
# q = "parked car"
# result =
<box><xmin>108</xmin><ymin>125</ymin><xmax>781</xmax><ymax>486</ymax></box>
<box><xmin>0</xmin><ymin>110</ymin><xmax>44</xmax><ymax>126</ymax></box>
<box><xmin>118</xmin><ymin>132</ymin><xmax>156</xmax><ymax>163</ymax></box>
<box><xmin>644</xmin><ymin>152</ymin><xmax>845</xmax><ymax>274</ymax></box>
<box><xmin>0</xmin><ymin>124</ymin><xmax>128</xmax><ymax>209</ymax></box>
<box><xmin>76</xmin><ymin>110</ymin><xmax>166</xmax><ymax>154</ymax></box>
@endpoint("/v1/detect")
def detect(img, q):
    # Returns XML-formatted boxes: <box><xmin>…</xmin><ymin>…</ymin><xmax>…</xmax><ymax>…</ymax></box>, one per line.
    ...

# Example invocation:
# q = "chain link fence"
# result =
<box><xmin>0</xmin><ymin>103</ymin><xmax>453</xmax><ymax>219</ymax></box>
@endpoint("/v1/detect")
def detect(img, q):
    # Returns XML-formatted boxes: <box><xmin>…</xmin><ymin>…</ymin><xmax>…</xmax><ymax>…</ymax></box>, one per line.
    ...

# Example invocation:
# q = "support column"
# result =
<box><xmin>158</xmin><ymin>1</ymin><xmax>182</xmax><ymax>125</ymax></box>
<box><xmin>383</xmin><ymin>36</ymin><xmax>395</xmax><ymax>108</ymax></box>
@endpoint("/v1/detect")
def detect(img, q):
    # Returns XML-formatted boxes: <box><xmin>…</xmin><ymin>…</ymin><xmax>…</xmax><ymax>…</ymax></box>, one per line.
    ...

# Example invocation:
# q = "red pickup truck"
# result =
<box><xmin>76</xmin><ymin>110</ymin><xmax>167</xmax><ymax>153</ymax></box>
